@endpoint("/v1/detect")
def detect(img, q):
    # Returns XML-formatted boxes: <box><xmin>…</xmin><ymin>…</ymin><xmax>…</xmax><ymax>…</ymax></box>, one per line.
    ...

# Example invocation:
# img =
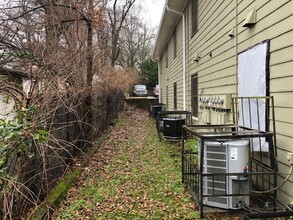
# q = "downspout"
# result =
<box><xmin>235</xmin><ymin>0</ymin><xmax>239</xmax><ymax>96</ymax></box>
<box><xmin>166</xmin><ymin>5</ymin><xmax>186</xmax><ymax>110</ymax></box>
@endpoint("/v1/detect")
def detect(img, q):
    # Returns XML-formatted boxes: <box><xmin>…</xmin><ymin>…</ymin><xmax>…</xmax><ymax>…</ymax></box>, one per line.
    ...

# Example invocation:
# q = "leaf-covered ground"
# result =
<box><xmin>52</xmin><ymin>106</ymin><xmax>200</xmax><ymax>219</ymax></box>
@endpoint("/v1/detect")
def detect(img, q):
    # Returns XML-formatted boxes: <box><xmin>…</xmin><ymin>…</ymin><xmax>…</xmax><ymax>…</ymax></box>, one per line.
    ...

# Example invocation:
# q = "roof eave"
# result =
<box><xmin>152</xmin><ymin>0</ymin><xmax>188</xmax><ymax>61</ymax></box>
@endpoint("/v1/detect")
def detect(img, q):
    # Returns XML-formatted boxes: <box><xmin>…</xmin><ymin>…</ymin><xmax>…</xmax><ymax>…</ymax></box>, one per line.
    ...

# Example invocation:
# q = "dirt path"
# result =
<box><xmin>52</xmin><ymin>107</ymin><xmax>197</xmax><ymax>219</ymax></box>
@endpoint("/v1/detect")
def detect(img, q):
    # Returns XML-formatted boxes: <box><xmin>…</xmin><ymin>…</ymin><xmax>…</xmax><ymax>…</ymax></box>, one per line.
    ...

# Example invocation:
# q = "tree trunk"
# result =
<box><xmin>87</xmin><ymin>0</ymin><xmax>93</xmax><ymax>86</ymax></box>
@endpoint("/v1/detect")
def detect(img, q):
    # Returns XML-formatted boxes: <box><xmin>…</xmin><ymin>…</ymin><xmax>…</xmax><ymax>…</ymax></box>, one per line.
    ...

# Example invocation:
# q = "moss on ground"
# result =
<box><xmin>29</xmin><ymin>135</ymin><xmax>107</xmax><ymax>220</ymax></box>
<box><xmin>53</xmin><ymin>108</ymin><xmax>200</xmax><ymax>219</ymax></box>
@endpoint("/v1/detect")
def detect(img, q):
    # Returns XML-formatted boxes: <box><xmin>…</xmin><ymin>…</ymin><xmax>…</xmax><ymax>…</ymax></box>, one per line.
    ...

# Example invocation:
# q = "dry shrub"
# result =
<box><xmin>0</xmin><ymin>0</ymin><xmax>136</xmax><ymax>218</ymax></box>
<box><xmin>93</xmin><ymin>67</ymin><xmax>139</xmax><ymax>94</ymax></box>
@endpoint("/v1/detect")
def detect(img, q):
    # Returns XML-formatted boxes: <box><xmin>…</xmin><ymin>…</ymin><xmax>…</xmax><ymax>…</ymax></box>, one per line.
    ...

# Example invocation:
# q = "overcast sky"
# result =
<box><xmin>142</xmin><ymin>0</ymin><xmax>165</xmax><ymax>29</ymax></box>
<box><xmin>0</xmin><ymin>0</ymin><xmax>166</xmax><ymax>29</ymax></box>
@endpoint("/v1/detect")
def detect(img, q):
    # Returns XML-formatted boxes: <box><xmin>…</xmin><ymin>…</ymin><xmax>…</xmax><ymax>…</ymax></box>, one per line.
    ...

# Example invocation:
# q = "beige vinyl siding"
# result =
<box><xmin>274</xmin><ymin>108</ymin><xmax>293</xmax><ymax>124</ymax></box>
<box><xmin>195</xmin><ymin>49</ymin><xmax>236</xmax><ymax>77</ymax></box>
<box><xmin>200</xmin><ymin>74</ymin><xmax>235</xmax><ymax>89</ymax></box>
<box><xmin>271</xmin><ymin>62</ymin><xmax>293</xmax><ymax>79</ymax></box>
<box><xmin>271</xmin><ymin>76</ymin><xmax>293</xmax><ymax>93</ymax></box>
<box><xmin>237</xmin><ymin>1</ymin><xmax>292</xmax><ymax>50</ymax></box>
<box><xmin>190</xmin><ymin>0</ymin><xmax>293</xmax><ymax>203</ymax></box>
<box><xmin>271</xmin><ymin>46</ymin><xmax>293</xmax><ymax>67</ymax></box>
<box><xmin>160</xmin><ymin>18</ymin><xmax>184</xmax><ymax>110</ymax></box>
<box><xmin>189</xmin><ymin>2</ymin><xmax>235</xmax><ymax>61</ymax></box>
<box><xmin>156</xmin><ymin>0</ymin><xmax>293</xmax><ymax>204</ymax></box>
<box><xmin>170</xmin><ymin>20</ymin><xmax>183</xmax><ymax>110</ymax></box>
<box><xmin>186</xmin><ymin>0</ymin><xmax>237</xmax><ymax>114</ymax></box>
<box><xmin>240</xmin><ymin>0</ymin><xmax>293</xmax><ymax>202</ymax></box>
<box><xmin>192</xmin><ymin>6</ymin><xmax>235</xmax><ymax>56</ymax></box>
<box><xmin>273</xmin><ymin>93</ymin><xmax>293</xmax><ymax>108</ymax></box>
<box><xmin>238</xmin><ymin>0</ymin><xmax>293</xmax><ymax>203</ymax></box>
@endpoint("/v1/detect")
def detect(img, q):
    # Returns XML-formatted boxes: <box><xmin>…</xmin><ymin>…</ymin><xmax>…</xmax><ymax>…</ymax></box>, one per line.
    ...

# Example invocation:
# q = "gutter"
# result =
<box><xmin>166</xmin><ymin>4</ymin><xmax>186</xmax><ymax>110</ymax></box>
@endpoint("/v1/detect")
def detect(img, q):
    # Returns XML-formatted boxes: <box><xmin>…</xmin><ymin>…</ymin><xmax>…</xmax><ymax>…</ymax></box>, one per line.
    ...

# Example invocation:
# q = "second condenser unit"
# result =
<box><xmin>163</xmin><ymin>117</ymin><xmax>185</xmax><ymax>139</ymax></box>
<box><xmin>200</xmin><ymin>139</ymin><xmax>250</xmax><ymax>209</ymax></box>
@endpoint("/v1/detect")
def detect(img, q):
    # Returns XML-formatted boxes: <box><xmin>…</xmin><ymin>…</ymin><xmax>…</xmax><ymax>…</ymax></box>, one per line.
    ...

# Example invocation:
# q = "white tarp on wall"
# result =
<box><xmin>238</xmin><ymin>41</ymin><xmax>269</xmax><ymax>152</ymax></box>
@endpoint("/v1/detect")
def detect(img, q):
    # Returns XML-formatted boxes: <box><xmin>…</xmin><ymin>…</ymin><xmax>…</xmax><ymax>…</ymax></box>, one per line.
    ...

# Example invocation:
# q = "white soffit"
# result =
<box><xmin>152</xmin><ymin>0</ymin><xmax>188</xmax><ymax>61</ymax></box>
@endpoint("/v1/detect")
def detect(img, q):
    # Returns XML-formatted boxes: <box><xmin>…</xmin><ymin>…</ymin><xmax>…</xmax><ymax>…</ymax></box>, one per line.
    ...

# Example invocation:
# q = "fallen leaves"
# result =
<box><xmin>52</xmin><ymin>106</ymin><xmax>198</xmax><ymax>219</ymax></box>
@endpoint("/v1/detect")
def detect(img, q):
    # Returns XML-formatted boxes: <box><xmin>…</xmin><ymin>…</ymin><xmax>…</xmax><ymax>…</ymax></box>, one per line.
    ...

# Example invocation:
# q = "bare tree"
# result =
<box><xmin>87</xmin><ymin>0</ymin><xmax>94</xmax><ymax>86</ymax></box>
<box><xmin>107</xmin><ymin>0</ymin><xmax>136</xmax><ymax>67</ymax></box>
<box><xmin>0</xmin><ymin>0</ymin><xmax>147</xmax><ymax>218</ymax></box>
<box><xmin>118</xmin><ymin>8</ymin><xmax>155</xmax><ymax>68</ymax></box>
<box><xmin>0</xmin><ymin>1</ymin><xmax>114</xmax><ymax>218</ymax></box>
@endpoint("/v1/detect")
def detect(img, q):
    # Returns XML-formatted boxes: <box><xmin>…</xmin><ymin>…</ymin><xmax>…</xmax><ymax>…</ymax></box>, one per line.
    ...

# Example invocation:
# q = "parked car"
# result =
<box><xmin>133</xmin><ymin>84</ymin><xmax>147</xmax><ymax>96</ymax></box>
<box><xmin>153</xmin><ymin>85</ymin><xmax>159</xmax><ymax>96</ymax></box>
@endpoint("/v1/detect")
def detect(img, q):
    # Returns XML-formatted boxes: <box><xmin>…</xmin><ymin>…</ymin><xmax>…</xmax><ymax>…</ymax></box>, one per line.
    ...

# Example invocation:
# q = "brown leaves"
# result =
<box><xmin>53</xmin><ymin>107</ymin><xmax>200</xmax><ymax>219</ymax></box>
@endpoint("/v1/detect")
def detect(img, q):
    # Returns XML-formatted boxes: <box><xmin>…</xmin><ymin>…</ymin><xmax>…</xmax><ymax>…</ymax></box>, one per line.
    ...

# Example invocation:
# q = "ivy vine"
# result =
<box><xmin>0</xmin><ymin>105</ymin><xmax>48</xmax><ymax>190</ymax></box>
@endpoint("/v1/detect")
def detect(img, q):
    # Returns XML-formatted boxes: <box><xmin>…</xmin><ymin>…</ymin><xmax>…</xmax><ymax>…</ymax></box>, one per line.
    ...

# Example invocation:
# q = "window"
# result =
<box><xmin>191</xmin><ymin>0</ymin><xmax>199</xmax><ymax>35</ymax></box>
<box><xmin>165</xmin><ymin>46</ymin><xmax>169</xmax><ymax>68</ymax></box>
<box><xmin>173</xmin><ymin>27</ymin><xmax>177</xmax><ymax>58</ymax></box>
<box><xmin>160</xmin><ymin>59</ymin><xmax>162</xmax><ymax>74</ymax></box>
<box><xmin>174</xmin><ymin>82</ymin><xmax>177</xmax><ymax>110</ymax></box>
<box><xmin>238</xmin><ymin>41</ymin><xmax>270</xmax><ymax>151</ymax></box>
<box><xmin>166</xmin><ymin>85</ymin><xmax>169</xmax><ymax>107</ymax></box>
<box><xmin>191</xmin><ymin>74</ymin><xmax>198</xmax><ymax>117</ymax></box>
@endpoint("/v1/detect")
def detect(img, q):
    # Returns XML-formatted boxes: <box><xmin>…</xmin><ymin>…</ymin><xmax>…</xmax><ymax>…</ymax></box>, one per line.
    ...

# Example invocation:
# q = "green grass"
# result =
<box><xmin>54</xmin><ymin>112</ymin><xmax>199</xmax><ymax>219</ymax></box>
<box><xmin>184</xmin><ymin>138</ymin><xmax>198</xmax><ymax>153</ymax></box>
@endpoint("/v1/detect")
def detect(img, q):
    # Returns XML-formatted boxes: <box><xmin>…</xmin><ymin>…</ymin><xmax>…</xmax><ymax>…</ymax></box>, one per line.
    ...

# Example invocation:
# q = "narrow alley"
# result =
<box><xmin>52</xmin><ymin>106</ymin><xmax>197</xmax><ymax>219</ymax></box>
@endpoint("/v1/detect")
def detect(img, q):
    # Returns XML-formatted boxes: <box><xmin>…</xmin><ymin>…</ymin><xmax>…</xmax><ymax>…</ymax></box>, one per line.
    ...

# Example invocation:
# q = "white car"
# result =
<box><xmin>133</xmin><ymin>85</ymin><xmax>147</xmax><ymax>96</ymax></box>
<box><xmin>153</xmin><ymin>85</ymin><xmax>159</xmax><ymax>96</ymax></box>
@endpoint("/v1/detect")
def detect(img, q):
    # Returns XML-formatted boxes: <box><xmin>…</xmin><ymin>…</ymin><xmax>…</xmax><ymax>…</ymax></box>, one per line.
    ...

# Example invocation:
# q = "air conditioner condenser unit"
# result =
<box><xmin>199</xmin><ymin>139</ymin><xmax>250</xmax><ymax>209</ymax></box>
<box><xmin>163</xmin><ymin>117</ymin><xmax>186</xmax><ymax>139</ymax></box>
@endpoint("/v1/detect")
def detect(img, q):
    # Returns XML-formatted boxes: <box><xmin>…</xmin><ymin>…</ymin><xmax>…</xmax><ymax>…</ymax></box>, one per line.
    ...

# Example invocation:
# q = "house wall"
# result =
<box><xmin>186</xmin><ymin>0</ymin><xmax>237</xmax><ymax>125</ymax></box>
<box><xmin>159</xmin><ymin>17</ymin><xmax>184</xmax><ymax>110</ymax></box>
<box><xmin>158</xmin><ymin>0</ymin><xmax>293</xmax><ymax>205</ymax></box>
<box><xmin>0</xmin><ymin>94</ymin><xmax>15</xmax><ymax>121</ymax></box>
<box><xmin>0</xmin><ymin>77</ymin><xmax>31</xmax><ymax>122</ymax></box>
<box><xmin>235</xmin><ymin>0</ymin><xmax>293</xmax><ymax>205</ymax></box>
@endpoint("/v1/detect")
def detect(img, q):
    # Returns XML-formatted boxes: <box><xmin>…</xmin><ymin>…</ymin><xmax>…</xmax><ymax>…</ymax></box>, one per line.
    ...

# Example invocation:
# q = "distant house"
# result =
<box><xmin>0</xmin><ymin>67</ymin><xmax>31</xmax><ymax>121</ymax></box>
<box><xmin>153</xmin><ymin>0</ymin><xmax>293</xmax><ymax>205</ymax></box>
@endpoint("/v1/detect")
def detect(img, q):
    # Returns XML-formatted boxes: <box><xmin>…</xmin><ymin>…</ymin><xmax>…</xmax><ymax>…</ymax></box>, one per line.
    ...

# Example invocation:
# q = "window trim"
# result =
<box><xmin>191</xmin><ymin>74</ymin><xmax>198</xmax><ymax>117</ymax></box>
<box><xmin>160</xmin><ymin>58</ymin><xmax>162</xmax><ymax>74</ymax></box>
<box><xmin>174</xmin><ymin>82</ymin><xmax>177</xmax><ymax>110</ymax></box>
<box><xmin>191</xmin><ymin>0</ymin><xmax>199</xmax><ymax>36</ymax></box>
<box><xmin>166</xmin><ymin>85</ymin><xmax>169</xmax><ymax>107</ymax></box>
<box><xmin>165</xmin><ymin>46</ymin><xmax>169</xmax><ymax>68</ymax></box>
<box><xmin>173</xmin><ymin>27</ymin><xmax>177</xmax><ymax>59</ymax></box>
